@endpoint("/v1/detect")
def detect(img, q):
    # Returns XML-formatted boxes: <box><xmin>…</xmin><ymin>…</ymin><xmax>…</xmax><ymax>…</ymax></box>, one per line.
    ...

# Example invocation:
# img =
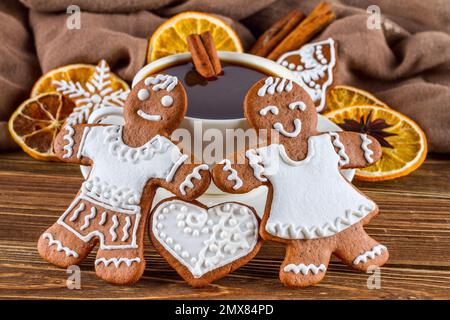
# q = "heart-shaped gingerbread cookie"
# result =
<box><xmin>151</xmin><ymin>199</ymin><xmax>261</xmax><ymax>287</ymax></box>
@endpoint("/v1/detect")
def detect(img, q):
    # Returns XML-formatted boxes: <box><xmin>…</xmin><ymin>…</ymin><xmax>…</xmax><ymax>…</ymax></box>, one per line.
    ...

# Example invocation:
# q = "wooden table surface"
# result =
<box><xmin>0</xmin><ymin>151</ymin><xmax>449</xmax><ymax>300</ymax></box>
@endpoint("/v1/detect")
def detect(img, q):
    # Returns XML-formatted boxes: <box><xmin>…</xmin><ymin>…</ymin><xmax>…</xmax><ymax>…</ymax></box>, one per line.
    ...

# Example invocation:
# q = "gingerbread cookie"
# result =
<box><xmin>277</xmin><ymin>38</ymin><xmax>337</xmax><ymax>113</ymax></box>
<box><xmin>38</xmin><ymin>74</ymin><xmax>211</xmax><ymax>285</ymax></box>
<box><xmin>212</xmin><ymin>76</ymin><xmax>389</xmax><ymax>287</ymax></box>
<box><xmin>150</xmin><ymin>198</ymin><xmax>262</xmax><ymax>287</ymax></box>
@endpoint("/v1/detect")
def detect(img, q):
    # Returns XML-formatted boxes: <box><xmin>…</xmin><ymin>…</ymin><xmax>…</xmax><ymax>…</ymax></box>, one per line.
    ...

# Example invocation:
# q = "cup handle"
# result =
<box><xmin>87</xmin><ymin>106</ymin><xmax>124</xmax><ymax>124</ymax></box>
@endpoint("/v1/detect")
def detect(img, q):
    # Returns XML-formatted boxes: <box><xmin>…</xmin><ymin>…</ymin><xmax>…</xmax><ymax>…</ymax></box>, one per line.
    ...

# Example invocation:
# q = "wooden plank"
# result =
<box><xmin>0</xmin><ymin>152</ymin><xmax>449</xmax><ymax>299</ymax></box>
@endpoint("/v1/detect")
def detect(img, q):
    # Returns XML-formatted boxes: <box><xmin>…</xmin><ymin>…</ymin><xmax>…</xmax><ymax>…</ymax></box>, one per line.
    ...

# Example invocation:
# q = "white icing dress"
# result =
<box><xmin>57</xmin><ymin>125</ymin><xmax>187</xmax><ymax>250</ymax></box>
<box><xmin>247</xmin><ymin>134</ymin><xmax>375</xmax><ymax>240</ymax></box>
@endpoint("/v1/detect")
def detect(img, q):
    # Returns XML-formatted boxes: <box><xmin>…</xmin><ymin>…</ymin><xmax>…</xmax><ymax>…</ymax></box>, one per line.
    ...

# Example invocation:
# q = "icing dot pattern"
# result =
<box><xmin>152</xmin><ymin>200</ymin><xmax>259</xmax><ymax>278</ymax></box>
<box><xmin>277</xmin><ymin>38</ymin><xmax>337</xmax><ymax>113</ymax></box>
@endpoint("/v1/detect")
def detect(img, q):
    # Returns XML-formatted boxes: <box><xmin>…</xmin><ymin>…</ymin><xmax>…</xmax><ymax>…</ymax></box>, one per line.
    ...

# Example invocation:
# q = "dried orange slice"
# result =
<box><xmin>325</xmin><ymin>105</ymin><xmax>427</xmax><ymax>181</ymax></box>
<box><xmin>147</xmin><ymin>11</ymin><xmax>243</xmax><ymax>62</ymax></box>
<box><xmin>8</xmin><ymin>93</ymin><xmax>75</xmax><ymax>161</ymax></box>
<box><xmin>326</xmin><ymin>85</ymin><xmax>387</xmax><ymax>112</ymax></box>
<box><xmin>31</xmin><ymin>60</ymin><xmax>129</xmax><ymax>125</ymax></box>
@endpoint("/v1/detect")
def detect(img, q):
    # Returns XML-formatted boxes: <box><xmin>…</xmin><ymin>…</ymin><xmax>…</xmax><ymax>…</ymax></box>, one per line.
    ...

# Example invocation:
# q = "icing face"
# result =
<box><xmin>136</xmin><ymin>109</ymin><xmax>161</xmax><ymax>121</ymax></box>
<box><xmin>125</xmin><ymin>74</ymin><xmax>187</xmax><ymax>135</ymax></box>
<box><xmin>273</xmin><ymin>119</ymin><xmax>302</xmax><ymax>138</ymax></box>
<box><xmin>244</xmin><ymin>77</ymin><xmax>317</xmax><ymax>144</ymax></box>
<box><xmin>277</xmin><ymin>38</ymin><xmax>337</xmax><ymax>113</ymax></box>
<box><xmin>259</xmin><ymin>105</ymin><xmax>279</xmax><ymax>116</ymax></box>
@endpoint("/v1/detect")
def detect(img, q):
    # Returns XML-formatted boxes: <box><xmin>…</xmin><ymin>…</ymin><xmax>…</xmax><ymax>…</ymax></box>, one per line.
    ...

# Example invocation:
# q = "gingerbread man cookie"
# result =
<box><xmin>38</xmin><ymin>74</ymin><xmax>211</xmax><ymax>285</ymax></box>
<box><xmin>212</xmin><ymin>76</ymin><xmax>389</xmax><ymax>287</ymax></box>
<box><xmin>277</xmin><ymin>38</ymin><xmax>337</xmax><ymax>113</ymax></box>
<box><xmin>150</xmin><ymin>198</ymin><xmax>262</xmax><ymax>287</ymax></box>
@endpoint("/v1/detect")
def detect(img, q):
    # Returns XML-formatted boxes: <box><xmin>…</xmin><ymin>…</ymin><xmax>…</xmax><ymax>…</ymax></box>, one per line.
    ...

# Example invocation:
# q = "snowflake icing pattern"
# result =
<box><xmin>52</xmin><ymin>60</ymin><xmax>129</xmax><ymax>125</ymax></box>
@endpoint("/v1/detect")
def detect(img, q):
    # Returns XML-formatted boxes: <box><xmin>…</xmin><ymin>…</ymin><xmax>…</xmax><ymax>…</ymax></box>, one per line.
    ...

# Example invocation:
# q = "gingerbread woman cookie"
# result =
<box><xmin>38</xmin><ymin>74</ymin><xmax>211</xmax><ymax>285</ymax></box>
<box><xmin>150</xmin><ymin>198</ymin><xmax>262</xmax><ymax>287</ymax></box>
<box><xmin>277</xmin><ymin>38</ymin><xmax>337</xmax><ymax>113</ymax></box>
<box><xmin>212</xmin><ymin>76</ymin><xmax>389</xmax><ymax>287</ymax></box>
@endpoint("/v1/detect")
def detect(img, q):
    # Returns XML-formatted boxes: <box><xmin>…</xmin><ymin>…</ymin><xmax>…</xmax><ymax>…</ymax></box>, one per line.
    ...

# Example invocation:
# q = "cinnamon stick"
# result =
<box><xmin>187</xmin><ymin>31</ymin><xmax>222</xmax><ymax>78</ymax></box>
<box><xmin>250</xmin><ymin>10</ymin><xmax>305</xmax><ymax>57</ymax></box>
<box><xmin>267</xmin><ymin>2</ymin><xmax>336</xmax><ymax>61</ymax></box>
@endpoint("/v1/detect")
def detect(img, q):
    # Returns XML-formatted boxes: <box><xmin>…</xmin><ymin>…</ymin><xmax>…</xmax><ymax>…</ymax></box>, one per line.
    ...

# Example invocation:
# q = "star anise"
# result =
<box><xmin>338</xmin><ymin>110</ymin><xmax>397</xmax><ymax>148</ymax></box>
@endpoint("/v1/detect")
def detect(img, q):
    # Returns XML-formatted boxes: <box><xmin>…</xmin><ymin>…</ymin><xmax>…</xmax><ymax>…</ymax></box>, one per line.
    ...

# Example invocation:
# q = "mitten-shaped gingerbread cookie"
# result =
<box><xmin>150</xmin><ymin>198</ymin><xmax>262</xmax><ymax>287</ymax></box>
<box><xmin>277</xmin><ymin>38</ymin><xmax>337</xmax><ymax>113</ymax></box>
<box><xmin>38</xmin><ymin>74</ymin><xmax>211</xmax><ymax>285</ymax></box>
<box><xmin>212</xmin><ymin>76</ymin><xmax>389</xmax><ymax>287</ymax></box>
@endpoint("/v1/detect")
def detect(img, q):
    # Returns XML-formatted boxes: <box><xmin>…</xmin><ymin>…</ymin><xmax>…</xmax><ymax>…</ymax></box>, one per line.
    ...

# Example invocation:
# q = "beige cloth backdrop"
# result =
<box><xmin>0</xmin><ymin>0</ymin><xmax>449</xmax><ymax>152</ymax></box>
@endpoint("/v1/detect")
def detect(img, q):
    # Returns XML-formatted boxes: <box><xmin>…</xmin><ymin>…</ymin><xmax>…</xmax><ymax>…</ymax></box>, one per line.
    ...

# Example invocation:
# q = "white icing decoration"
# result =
<box><xmin>268</xmin><ymin>78</ymin><xmax>279</xmax><ymax>95</ymax></box>
<box><xmin>277</xmin><ymin>77</ymin><xmax>286</xmax><ymax>91</ymax></box>
<box><xmin>277</xmin><ymin>38</ymin><xmax>336</xmax><ymax>112</ymax></box>
<box><xmin>121</xmin><ymin>216</ymin><xmax>132</xmax><ymax>241</ymax></box>
<box><xmin>288</xmin><ymin>101</ymin><xmax>307</xmax><ymax>111</ymax></box>
<box><xmin>329</xmin><ymin>132</ymin><xmax>350</xmax><ymax>166</ymax></box>
<box><xmin>161</xmin><ymin>95</ymin><xmax>173</xmax><ymax>107</ymax></box>
<box><xmin>110</xmin><ymin>215</ymin><xmax>119</xmax><ymax>241</ymax></box>
<box><xmin>83</xmin><ymin>176</ymin><xmax>140</xmax><ymax>209</ymax></box>
<box><xmin>353</xmin><ymin>245</ymin><xmax>387</xmax><ymax>265</ymax></box>
<box><xmin>259</xmin><ymin>105</ymin><xmax>279</xmax><ymax>116</ymax></box>
<box><xmin>179</xmin><ymin>164</ymin><xmax>209</xmax><ymax>196</ymax></box>
<box><xmin>103</xmin><ymin>126</ymin><xmax>173</xmax><ymax>163</ymax></box>
<box><xmin>95</xmin><ymin>257</ymin><xmax>141</xmax><ymax>268</ymax></box>
<box><xmin>144</xmin><ymin>74</ymin><xmax>178</xmax><ymax>92</ymax></box>
<box><xmin>253</xmin><ymin>134</ymin><xmax>376</xmax><ymax>240</ymax></box>
<box><xmin>77</xmin><ymin>127</ymin><xmax>91</xmax><ymax>159</ymax></box>
<box><xmin>58</xmin><ymin>194</ymin><xmax>141</xmax><ymax>250</ymax></box>
<box><xmin>80</xmin><ymin>207</ymin><xmax>97</xmax><ymax>231</ymax></box>
<box><xmin>283</xmin><ymin>263</ymin><xmax>326</xmax><ymax>275</ymax></box>
<box><xmin>257</xmin><ymin>77</ymin><xmax>293</xmax><ymax>97</ymax></box>
<box><xmin>273</xmin><ymin>119</ymin><xmax>302</xmax><ymax>138</ymax></box>
<box><xmin>137</xmin><ymin>109</ymin><xmax>161</xmax><ymax>121</ymax></box>
<box><xmin>285</xmin><ymin>80</ymin><xmax>293</xmax><ymax>92</ymax></box>
<box><xmin>137</xmin><ymin>88</ymin><xmax>150</xmax><ymax>101</ymax></box>
<box><xmin>219</xmin><ymin>159</ymin><xmax>243</xmax><ymax>190</ymax></box>
<box><xmin>152</xmin><ymin>200</ymin><xmax>258</xmax><ymax>278</ymax></box>
<box><xmin>99</xmin><ymin>211</ymin><xmax>107</xmax><ymax>226</ymax></box>
<box><xmin>53</xmin><ymin>60</ymin><xmax>129</xmax><ymax>125</ymax></box>
<box><xmin>360</xmin><ymin>134</ymin><xmax>374</xmax><ymax>163</ymax></box>
<box><xmin>56</xmin><ymin>125</ymin><xmax>186</xmax><ymax>250</ymax></box>
<box><xmin>62</xmin><ymin>124</ymin><xmax>75</xmax><ymax>158</ymax></box>
<box><xmin>43</xmin><ymin>233</ymin><xmax>79</xmax><ymax>258</ymax></box>
<box><xmin>69</xmin><ymin>203</ymin><xmax>85</xmax><ymax>222</ymax></box>
<box><xmin>165</xmin><ymin>154</ymin><xmax>188</xmax><ymax>182</ymax></box>
<box><xmin>245</xmin><ymin>149</ymin><xmax>267</xmax><ymax>182</ymax></box>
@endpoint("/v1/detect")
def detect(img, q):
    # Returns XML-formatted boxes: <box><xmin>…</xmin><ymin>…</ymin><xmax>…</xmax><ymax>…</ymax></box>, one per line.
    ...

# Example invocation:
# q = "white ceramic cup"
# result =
<box><xmin>81</xmin><ymin>52</ymin><xmax>354</xmax><ymax>191</ymax></box>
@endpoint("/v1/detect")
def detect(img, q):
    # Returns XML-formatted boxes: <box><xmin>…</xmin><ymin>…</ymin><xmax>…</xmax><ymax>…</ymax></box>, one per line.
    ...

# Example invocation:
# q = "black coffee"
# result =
<box><xmin>155</xmin><ymin>61</ymin><xmax>269</xmax><ymax>119</ymax></box>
